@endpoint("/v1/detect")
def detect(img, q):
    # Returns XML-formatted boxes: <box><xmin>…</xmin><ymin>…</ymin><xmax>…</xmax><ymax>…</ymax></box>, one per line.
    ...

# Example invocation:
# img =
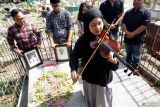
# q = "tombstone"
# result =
<box><xmin>12</xmin><ymin>0</ymin><xmax>20</xmax><ymax>4</ymax></box>
<box><xmin>38</xmin><ymin>0</ymin><xmax>50</xmax><ymax>6</ymax></box>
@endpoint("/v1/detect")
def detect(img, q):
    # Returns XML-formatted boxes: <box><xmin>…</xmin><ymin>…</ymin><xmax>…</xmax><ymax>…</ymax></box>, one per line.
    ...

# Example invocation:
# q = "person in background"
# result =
<box><xmin>77</xmin><ymin>2</ymin><xmax>90</xmax><ymax>36</ymax></box>
<box><xmin>121</xmin><ymin>0</ymin><xmax>151</xmax><ymax>71</ymax></box>
<box><xmin>7</xmin><ymin>9</ymin><xmax>42</xmax><ymax>57</ymax></box>
<box><xmin>7</xmin><ymin>9</ymin><xmax>42</xmax><ymax>107</ymax></box>
<box><xmin>99</xmin><ymin>0</ymin><xmax>124</xmax><ymax>41</ymax></box>
<box><xmin>45</xmin><ymin>0</ymin><xmax>73</xmax><ymax>49</ymax></box>
<box><xmin>70</xmin><ymin>8</ymin><xmax>119</xmax><ymax>107</ymax></box>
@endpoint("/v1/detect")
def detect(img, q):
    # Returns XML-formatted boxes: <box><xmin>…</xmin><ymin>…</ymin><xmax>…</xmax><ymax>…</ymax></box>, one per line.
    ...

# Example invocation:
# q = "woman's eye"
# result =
<box><xmin>90</xmin><ymin>21</ymin><xmax>103</xmax><ymax>27</ymax></box>
<box><xmin>98</xmin><ymin>21</ymin><xmax>103</xmax><ymax>25</ymax></box>
<box><xmin>91</xmin><ymin>24</ymin><xmax>96</xmax><ymax>27</ymax></box>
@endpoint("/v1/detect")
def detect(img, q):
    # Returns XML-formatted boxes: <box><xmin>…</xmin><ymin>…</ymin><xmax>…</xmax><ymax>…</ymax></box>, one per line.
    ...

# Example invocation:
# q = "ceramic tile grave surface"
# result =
<box><xmin>28</xmin><ymin>61</ymin><xmax>86</xmax><ymax>107</ymax></box>
<box><xmin>28</xmin><ymin>61</ymin><xmax>160</xmax><ymax>107</ymax></box>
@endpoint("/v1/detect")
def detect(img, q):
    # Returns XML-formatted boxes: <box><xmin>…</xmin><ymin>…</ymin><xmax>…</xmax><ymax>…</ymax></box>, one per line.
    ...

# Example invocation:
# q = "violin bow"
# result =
<box><xmin>73</xmin><ymin>19</ymin><xmax>116</xmax><ymax>84</ymax></box>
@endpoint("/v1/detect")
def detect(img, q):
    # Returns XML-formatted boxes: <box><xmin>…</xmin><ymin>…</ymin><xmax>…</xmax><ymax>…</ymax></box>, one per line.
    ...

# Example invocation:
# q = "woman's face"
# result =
<box><xmin>82</xmin><ymin>5</ymin><xmax>88</xmax><ymax>14</ymax></box>
<box><xmin>89</xmin><ymin>17</ymin><xmax>104</xmax><ymax>35</ymax></box>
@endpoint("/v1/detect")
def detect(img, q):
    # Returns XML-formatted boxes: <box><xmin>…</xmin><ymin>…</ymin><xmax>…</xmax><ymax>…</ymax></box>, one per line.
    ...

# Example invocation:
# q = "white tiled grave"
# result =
<box><xmin>28</xmin><ymin>61</ymin><xmax>160</xmax><ymax>107</ymax></box>
<box><xmin>28</xmin><ymin>61</ymin><xmax>86</xmax><ymax>107</ymax></box>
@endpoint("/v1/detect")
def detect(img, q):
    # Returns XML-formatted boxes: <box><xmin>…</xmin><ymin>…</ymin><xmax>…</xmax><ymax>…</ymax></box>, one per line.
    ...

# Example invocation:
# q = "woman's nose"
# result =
<box><xmin>96</xmin><ymin>25</ymin><xmax>101</xmax><ymax>30</ymax></box>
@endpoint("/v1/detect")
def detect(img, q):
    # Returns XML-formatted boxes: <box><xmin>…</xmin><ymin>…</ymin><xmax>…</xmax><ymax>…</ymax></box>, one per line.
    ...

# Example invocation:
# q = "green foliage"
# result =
<box><xmin>34</xmin><ymin>93</ymin><xmax>45</xmax><ymax>102</ymax></box>
<box><xmin>144</xmin><ymin>0</ymin><xmax>151</xmax><ymax>6</ymax></box>
<box><xmin>39</xmin><ymin>103</ymin><xmax>48</xmax><ymax>107</ymax></box>
<box><xmin>0</xmin><ymin>79</ymin><xmax>15</xmax><ymax>96</ymax></box>
<box><xmin>31</xmin><ymin>4</ymin><xmax>39</xmax><ymax>12</ymax></box>
<box><xmin>19</xmin><ymin>1</ymin><xmax>38</xmax><ymax>13</ymax></box>
<box><xmin>54</xmin><ymin>72</ymin><xmax>67</xmax><ymax>78</ymax></box>
<box><xmin>60</xmin><ymin>91</ymin><xmax>72</xmax><ymax>99</ymax></box>
<box><xmin>0</xmin><ymin>99</ymin><xmax>14</xmax><ymax>107</ymax></box>
<box><xmin>33</xmin><ymin>71</ymin><xmax>73</xmax><ymax>106</ymax></box>
<box><xmin>154</xmin><ymin>80</ymin><xmax>160</xmax><ymax>87</ymax></box>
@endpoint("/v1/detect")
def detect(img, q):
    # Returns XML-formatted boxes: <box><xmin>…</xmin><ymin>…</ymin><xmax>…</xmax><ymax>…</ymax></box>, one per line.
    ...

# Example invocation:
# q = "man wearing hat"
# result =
<box><xmin>45</xmin><ymin>0</ymin><xmax>73</xmax><ymax>48</ymax></box>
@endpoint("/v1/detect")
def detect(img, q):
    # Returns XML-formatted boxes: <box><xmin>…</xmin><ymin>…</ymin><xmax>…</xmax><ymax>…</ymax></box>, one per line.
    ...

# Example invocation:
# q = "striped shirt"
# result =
<box><xmin>7</xmin><ymin>23</ymin><xmax>42</xmax><ymax>51</ymax></box>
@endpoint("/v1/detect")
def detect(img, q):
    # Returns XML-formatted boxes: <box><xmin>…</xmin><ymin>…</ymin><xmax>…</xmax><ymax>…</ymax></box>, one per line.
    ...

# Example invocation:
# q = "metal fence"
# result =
<box><xmin>141</xmin><ymin>23</ymin><xmax>160</xmax><ymax>79</ymax></box>
<box><xmin>0</xmin><ymin>28</ymin><xmax>56</xmax><ymax>107</ymax></box>
<box><xmin>0</xmin><ymin>38</ymin><xmax>26</xmax><ymax>107</ymax></box>
<box><xmin>0</xmin><ymin>24</ymin><xmax>160</xmax><ymax>107</ymax></box>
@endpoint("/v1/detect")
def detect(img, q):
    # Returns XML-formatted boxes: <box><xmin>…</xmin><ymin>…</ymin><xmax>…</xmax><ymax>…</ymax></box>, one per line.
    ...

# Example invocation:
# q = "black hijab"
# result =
<box><xmin>83</xmin><ymin>8</ymin><xmax>103</xmax><ymax>41</ymax></box>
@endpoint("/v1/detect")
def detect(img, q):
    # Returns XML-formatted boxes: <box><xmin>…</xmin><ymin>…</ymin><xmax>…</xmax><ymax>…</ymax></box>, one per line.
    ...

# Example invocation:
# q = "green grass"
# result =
<box><xmin>0</xmin><ymin>79</ymin><xmax>16</xmax><ymax>96</ymax></box>
<box><xmin>154</xmin><ymin>80</ymin><xmax>160</xmax><ymax>87</ymax></box>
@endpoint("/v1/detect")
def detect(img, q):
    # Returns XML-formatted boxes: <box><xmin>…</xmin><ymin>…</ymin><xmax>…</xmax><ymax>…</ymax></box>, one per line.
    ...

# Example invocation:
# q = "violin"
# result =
<box><xmin>98</xmin><ymin>28</ymin><xmax>121</xmax><ymax>57</ymax></box>
<box><xmin>97</xmin><ymin>28</ymin><xmax>140</xmax><ymax>76</ymax></box>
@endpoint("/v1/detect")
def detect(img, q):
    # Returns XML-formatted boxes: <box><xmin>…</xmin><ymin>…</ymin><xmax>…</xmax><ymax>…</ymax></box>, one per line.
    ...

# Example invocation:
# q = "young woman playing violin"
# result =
<box><xmin>69</xmin><ymin>8</ymin><xmax>119</xmax><ymax>107</ymax></box>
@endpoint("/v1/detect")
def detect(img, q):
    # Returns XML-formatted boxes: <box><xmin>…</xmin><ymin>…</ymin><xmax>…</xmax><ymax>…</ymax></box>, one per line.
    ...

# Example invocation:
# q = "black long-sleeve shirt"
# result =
<box><xmin>69</xmin><ymin>36</ymin><xmax>119</xmax><ymax>86</ymax></box>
